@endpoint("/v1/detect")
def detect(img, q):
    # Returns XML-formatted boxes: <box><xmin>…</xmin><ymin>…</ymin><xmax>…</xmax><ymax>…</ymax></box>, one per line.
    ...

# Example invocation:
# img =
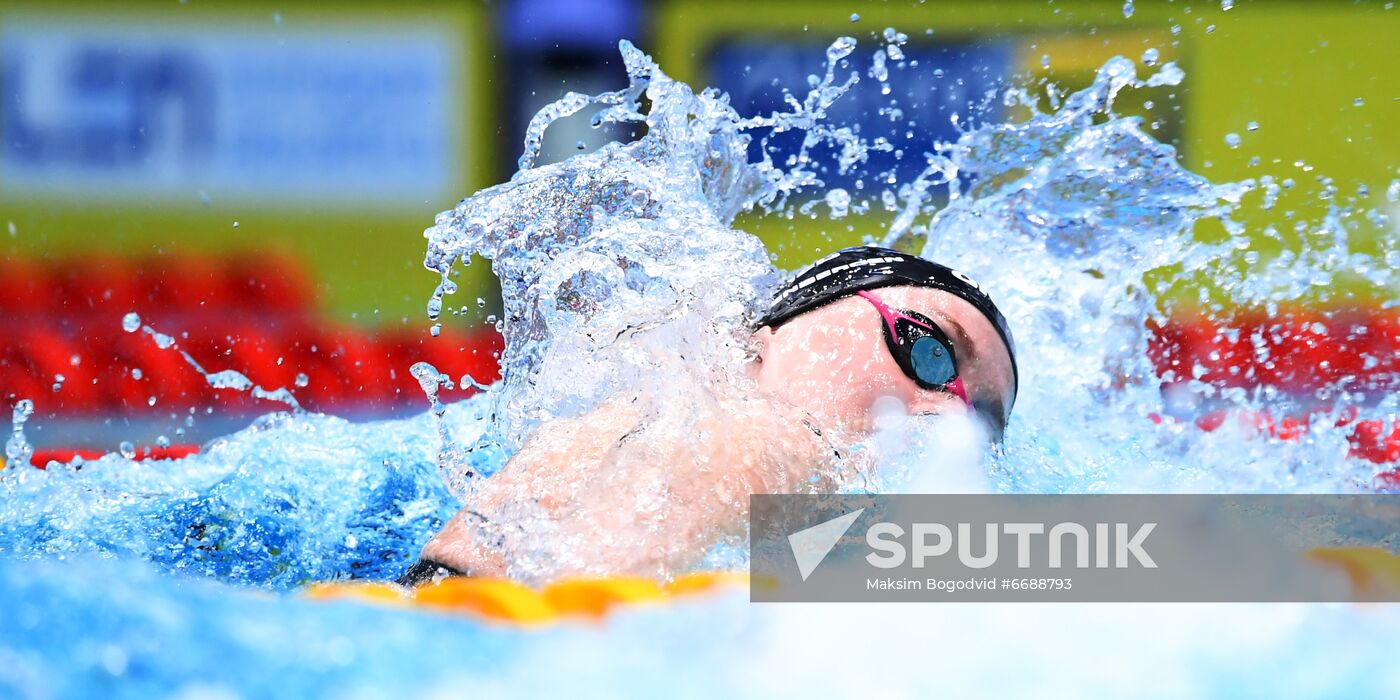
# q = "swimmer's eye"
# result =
<box><xmin>893</xmin><ymin>311</ymin><xmax>959</xmax><ymax>388</ymax></box>
<box><xmin>855</xmin><ymin>290</ymin><xmax>970</xmax><ymax>408</ymax></box>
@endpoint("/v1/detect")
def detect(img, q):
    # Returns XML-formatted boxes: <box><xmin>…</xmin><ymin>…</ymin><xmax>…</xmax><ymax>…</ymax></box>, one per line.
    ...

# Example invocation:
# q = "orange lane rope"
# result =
<box><xmin>303</xmin><ymin>571</ymin><xmax>748</xmax><ymax>625</ymax></box>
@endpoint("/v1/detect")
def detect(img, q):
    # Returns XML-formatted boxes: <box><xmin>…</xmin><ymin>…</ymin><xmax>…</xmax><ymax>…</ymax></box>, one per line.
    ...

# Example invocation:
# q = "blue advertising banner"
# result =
<box><xmin>2</xmin><ymin>16</ymin><xmax>465</xmax><ymax>206</ymax></box>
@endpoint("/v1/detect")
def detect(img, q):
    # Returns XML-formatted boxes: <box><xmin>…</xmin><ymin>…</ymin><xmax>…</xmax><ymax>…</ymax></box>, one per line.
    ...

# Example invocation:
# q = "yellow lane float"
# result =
<box><xmin>304</xmin><ymin>571</ymin><xmax>746</xmax><ymax>625</ymax></box>
<box><xmin>1306</xmin><ymin>547</ymin><xmax>1400</xmax><ymax>599</ymax></box>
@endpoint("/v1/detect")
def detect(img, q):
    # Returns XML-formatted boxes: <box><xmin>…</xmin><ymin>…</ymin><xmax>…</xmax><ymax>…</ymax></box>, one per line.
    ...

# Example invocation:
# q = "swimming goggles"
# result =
<box><xmin>856</xmin><ymin>290</ymin><xmax>972</xmax><ymax>408</ymax></box>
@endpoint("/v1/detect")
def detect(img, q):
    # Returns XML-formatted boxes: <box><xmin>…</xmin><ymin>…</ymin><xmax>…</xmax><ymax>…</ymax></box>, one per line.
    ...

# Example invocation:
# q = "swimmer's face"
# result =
<box><xmin>750</xmin><ymin>285</ymin><xmax>1016</xmax><ymax>438</ymax></box>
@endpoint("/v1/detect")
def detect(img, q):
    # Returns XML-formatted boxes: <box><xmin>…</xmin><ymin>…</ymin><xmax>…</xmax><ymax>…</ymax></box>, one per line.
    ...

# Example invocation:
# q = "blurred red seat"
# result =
<box><xmin>1151</xmin><ymin>312</ymin><xmax>1400</xmax><ymax>394</ymax></box>
<box><xmin>224</xmin><ymin>252</ymin><xmax>314</xmax><ymax>314</ymax></box>
<box><xmin>107</xmin><ymin>331</ymin><xmax>211</xmax><ymax>412</ymax></box>
<box><xmin>323</xmin><ymin>329</ymin><xmax>398</xmax><ymax>408</ymax></box>
<box><xmin>0</xmin><ymin>258</ymin><xmax>49</xmax><ymax>315</ymax></box>
<box><xmin>16</xmin><ymin>327</ymin><xmax>102</xmax><ymax>411</ymax></box>
<box><xmin>134</xmin><ymin>254</ymin><xmax>235</xmax><ymax>314</ymax></box>
<box><xmin>28</xmin><ymin>444</ymin><xmax>200</xmax><ymax>468</ymax></box>
<box><xmin>49</xmin><ymin>256</ymin><xmax>139</xmax><ymax>317</ymax></box>
<box><xmin>0</xmin><ymin>351</ymin><xmax>48</xmax><ymax>406</ymax></box>
<box><xmin>1349</xmin><ymin>420</ymin><xmax>1400</xmax><ymax>465</ymax></box>
<box><xmin>282</xmin><ymin>332</ymin><xmax>349</xmax><ymax>410</ymax></box>
<box><xmin>225</xmin><ymin>325</ymin><xmax>298</xmax><ymax>389</ymax></box>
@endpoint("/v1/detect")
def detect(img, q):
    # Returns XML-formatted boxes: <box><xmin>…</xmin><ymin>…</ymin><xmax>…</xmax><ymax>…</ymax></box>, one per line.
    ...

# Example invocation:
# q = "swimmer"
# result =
<box><xmin>399</xmin><ymin>246</ymin><xmax>1018</xmax><ymax>585</ymax></box>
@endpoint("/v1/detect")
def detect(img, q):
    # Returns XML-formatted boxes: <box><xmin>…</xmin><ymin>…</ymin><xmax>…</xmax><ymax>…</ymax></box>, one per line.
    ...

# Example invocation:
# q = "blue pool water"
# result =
<box><xmin>2</xmin><ymin>36</ymin><xmax>1398</xmax><ymax>699</ymax></box>
<box><xmin>4</xmin><ymin>555</ymin><xmax>1399</xmax><ymax>699</ymax></box>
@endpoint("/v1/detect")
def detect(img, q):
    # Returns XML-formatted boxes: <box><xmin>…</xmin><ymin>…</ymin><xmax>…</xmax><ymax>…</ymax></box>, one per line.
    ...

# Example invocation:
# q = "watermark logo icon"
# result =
<box><xmin>788</xmin><ymin>508</ymin><xmax>865</xmax><ymax>581</ymax></box>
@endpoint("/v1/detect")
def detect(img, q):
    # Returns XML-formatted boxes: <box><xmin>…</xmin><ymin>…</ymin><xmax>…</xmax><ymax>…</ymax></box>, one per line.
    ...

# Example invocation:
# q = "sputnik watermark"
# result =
<box><xmin>865</xmin><ymin>521</ymin><xmax>1157</xmax><ymax>569</ymax></box>
<box><xmin>790</xmin><ymin>509</ymin><xmax>1155</xmax><ymax>584</ymax></box>
<box><xmin>787</xmin><ymin>508</ymin><xmax>864</xmax><ymax>581</ymax></box>
<box><xmin>753</xmin><ymin>495</ymin><xmax>1400</xmax><ymax>602</ymax></box>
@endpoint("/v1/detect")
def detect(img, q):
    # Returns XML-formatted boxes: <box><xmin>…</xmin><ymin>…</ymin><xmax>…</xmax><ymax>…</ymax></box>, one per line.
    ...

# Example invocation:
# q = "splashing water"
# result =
<box><xmin>122</xmin><ymin>313</ymin><xmax>303</xmax><ymax>411</ymax></box>
<box><xmin>423</xmin><ymin>44</ymin><xmax>1393</xmax><ymax>500</ymax></box>
<box><xmin>0</xmin><ymin>34</ymin><xmax>1396</xmax><ymax>696</ymax></box>
<box><xmin>410</xmin><ymin>360</ymin><xmax>493</xmax><ymax>497</ymax></box>
<box><xmin>3</xmin><ymin>399</ymin><xmax>35</xmax><ymax>480</ymax></box>
<box><xmin>422</xmin><ymin>39</ymin><xmax>870</xmax><ymax>463</ymax></box>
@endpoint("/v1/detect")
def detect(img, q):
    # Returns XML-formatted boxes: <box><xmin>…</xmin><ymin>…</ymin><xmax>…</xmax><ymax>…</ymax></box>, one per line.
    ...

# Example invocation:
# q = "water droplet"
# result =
<box><xmin>294</xmin><ymin>373</ymin><xmax>309</xmax><ymax>388</ymax></box>
<box><xmin>147</xmin><ymin>396</ymin><xmax>157</xmax><ymax>407</ymax></box>
<box><xmin>1041</xmin><ymin>54</ymin><xmax>1051</xmax><ymax>69</ymax></box>
<box><xmin>575</xmin><ymin>140</ymin><xmax>586</xmax><ymax>150</ymax></box>
<box><xmin>824</xmin><ymin>188</ymin><xmax>851</xmax><ymax>217</ymax></box>
<box><xmin>156</xmin><ymin>435</ymin><xmax>170</xmax><ymax>448</ymax></box>
<box><xmin>870</xmin><ymin>50</ymin><xmax>889</xmax><ymax>84</ymax></box>
<box><xmin>232</xmin><ymin>221</ymin><xmax>240</xmax><ymax>229</ymax></box>
<box><xmin>849</xmin><ymin>12</ymin><xmax>860</xmax><ymax>22</ymax></box>
<box><xmin>69</xmin><ymin>354</ymin><xmax>81</xmax><ymax>367</ymax></box>
<box><xmin>1122</xmin><ymin>0</ymin><xmax>1135</xmax><ymax>18</ymax></box>
<box><xmin>827</xmin><ymin>36</ymin><xmax>857</xmax><ymax>64</ymax></box>
<box><xmin>1224</xmin><ymin>133</ymin><xmax>1241</xmax><ymax>149</ymax></box>
<box><xmin>131</xmin><ymin>368</ymin><xmax>143</xmax><ymax>380</ymax></box>
<box><xmin>1353</xmin><ymin>97</ymin><xmax>1365</xmax><ymax>107</ymax></box>
<box><xmin>122</xmin><ymin>312</ymin><xmax>142</xmax><ymax>333</ymax></box>
<box><xmin>6</xmin><ymin>221</ymin><xmax>14</xmax><ymax>237</ymax></box>
<box><xmin>430</xmin><ymin>323</ymin><xmax>442</xmax><ymax>337</ymax></box>
<box><xmin>118</xmin><ymin>441</ymin><xmax>136</xmax><ymax>459</ymax></box>
<box><xmin>205</xmin><ymin>370</ymin><xmax>252</xmax><ymax>391</ymax></box>
<box><xmin>1246</xmin><ymin>121</ymin><xmax>1259</xmax><ymax>132</ymax></box>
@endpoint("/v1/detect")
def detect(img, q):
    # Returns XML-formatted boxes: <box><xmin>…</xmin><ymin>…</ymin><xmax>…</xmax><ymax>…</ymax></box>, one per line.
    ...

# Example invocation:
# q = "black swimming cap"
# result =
<box><xmin>758</xmin><ymin>246</ymin><xmax>1019</xmax><ymax>400</ymax></box>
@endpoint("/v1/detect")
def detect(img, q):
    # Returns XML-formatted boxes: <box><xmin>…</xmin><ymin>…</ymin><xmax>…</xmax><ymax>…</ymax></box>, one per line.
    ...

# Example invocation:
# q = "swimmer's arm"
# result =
<box><xmin>417</xmin><ymin>392</ymin><xmax>830</xmax><ymax>579</ymax></box>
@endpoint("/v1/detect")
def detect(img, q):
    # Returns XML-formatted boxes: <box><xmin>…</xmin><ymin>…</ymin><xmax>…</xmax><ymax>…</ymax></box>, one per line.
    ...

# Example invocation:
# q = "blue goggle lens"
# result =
<box><xmin>909</xmin><ymin>335</ymin><xmax>957</xmax><ymax>387</ymax></box>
